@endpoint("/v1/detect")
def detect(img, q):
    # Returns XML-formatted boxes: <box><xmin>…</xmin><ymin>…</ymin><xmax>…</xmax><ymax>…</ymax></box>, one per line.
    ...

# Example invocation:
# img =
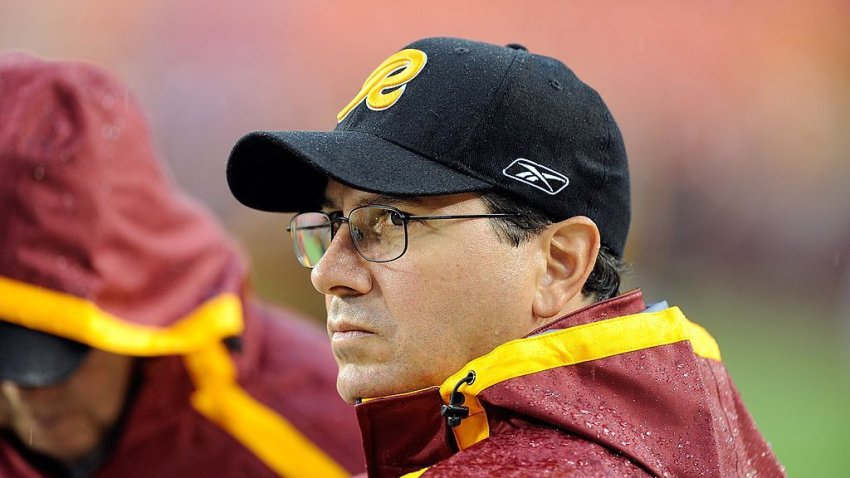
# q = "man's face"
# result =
<box><xmin>312</xmin><ymin>181</ymin><xmax>544</xmax><ymax>403</ymax></box>
<box><xmin>0</xmin><ymin>349</ymin><xmax>134</xmax><ymax>463</ymax></box>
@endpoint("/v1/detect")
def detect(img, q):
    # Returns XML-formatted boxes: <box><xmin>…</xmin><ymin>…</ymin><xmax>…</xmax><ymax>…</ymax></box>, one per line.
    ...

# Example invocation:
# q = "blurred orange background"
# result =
<box><xmin>2</xmin><ymin>1</ymin><xmax>849</xmax><ymax>475</ymax></box>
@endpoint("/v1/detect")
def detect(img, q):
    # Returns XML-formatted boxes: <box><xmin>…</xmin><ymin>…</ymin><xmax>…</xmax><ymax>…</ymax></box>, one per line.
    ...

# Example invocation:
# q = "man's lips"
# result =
<box><xmin>328</xmin><ymin>321</ymin><xmax>375</xmax><ymax>341</ymax></box>
<box><xmin>331</xmin><ymin>330</ymin><xmax>374</xmax><ymax>341</ymax></box>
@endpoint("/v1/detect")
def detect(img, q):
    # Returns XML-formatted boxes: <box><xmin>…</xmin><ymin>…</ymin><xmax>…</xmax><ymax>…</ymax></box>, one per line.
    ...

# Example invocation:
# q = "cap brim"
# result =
<box><xmin>227</xmin><ymin>130</ymin><xmax>492</xmax><ymax>212</ymax></box>
<box><xmin>0</xmin><ymin>321</ymin><xmax>90</xmax><ymax>387</ymax></box>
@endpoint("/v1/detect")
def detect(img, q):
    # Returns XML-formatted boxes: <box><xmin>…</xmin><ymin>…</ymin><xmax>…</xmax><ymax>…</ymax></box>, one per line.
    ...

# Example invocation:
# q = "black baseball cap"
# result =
<box><xmin>0</xmin><ymin>321</ymin><xmax>90</xmax><ymax>387</ymax></box>
<box><xmin>227</xmin><ymin>37</ymin><xmax>630</xmax><ymax>256</ymax></box>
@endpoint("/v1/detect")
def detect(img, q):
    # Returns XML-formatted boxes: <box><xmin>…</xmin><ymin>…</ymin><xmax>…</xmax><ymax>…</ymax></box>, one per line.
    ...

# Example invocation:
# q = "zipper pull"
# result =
<box><xmin>441</xmin><ymin>371</ymin><xmax>476</xmax><ymax>428</ymax></box>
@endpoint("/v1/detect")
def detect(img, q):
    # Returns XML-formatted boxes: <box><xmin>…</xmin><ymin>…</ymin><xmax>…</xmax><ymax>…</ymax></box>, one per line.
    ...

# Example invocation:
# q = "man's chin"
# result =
<box><xmin>336</xmin><ymin>364</ymin><xmax>442</xmax><ymax>404</ymax></box>
<box><xmin>27</xmin><ymin>436</ymin><xmax>97</xmax><ymax>464</ymax></box>
<box><xmin>335</xmin><ymin>364</ymin><xmax>402</xmax><ymax>403</ymax></box>
<box><xmin>337</xmin><ymin>369</ymin><xmax>378</xmax><ymax>404</ymax></box>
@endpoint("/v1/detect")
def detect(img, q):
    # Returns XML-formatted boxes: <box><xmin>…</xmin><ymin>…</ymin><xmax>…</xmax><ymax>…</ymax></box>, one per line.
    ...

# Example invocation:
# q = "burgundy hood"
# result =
<box><xmin>0</xmin><ymin>52</ymin><xmax>243</xmax><ymax>333</ymax></box>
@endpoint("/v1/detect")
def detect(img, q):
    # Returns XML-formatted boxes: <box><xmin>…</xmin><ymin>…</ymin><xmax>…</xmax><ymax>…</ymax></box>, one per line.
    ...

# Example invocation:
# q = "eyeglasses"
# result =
<box><xmin>287</xmin><ymin>205</ymin><xmax>522</xmax><ymax>268</ymax></box>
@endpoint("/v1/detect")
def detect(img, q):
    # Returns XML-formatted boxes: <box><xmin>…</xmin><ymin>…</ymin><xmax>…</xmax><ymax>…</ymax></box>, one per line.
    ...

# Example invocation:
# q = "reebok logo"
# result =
<box><xmin>502</xmin><ymin>158</ymin><xmax>569</xmax><ymax>195</ymax></box>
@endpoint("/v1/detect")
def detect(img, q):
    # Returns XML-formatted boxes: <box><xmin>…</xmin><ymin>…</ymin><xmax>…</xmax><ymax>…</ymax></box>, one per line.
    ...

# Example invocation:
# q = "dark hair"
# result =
<box><xmin>480</xmin><ymin>192</ymin><xmax>628</xmax><ymax>301</ymax></box>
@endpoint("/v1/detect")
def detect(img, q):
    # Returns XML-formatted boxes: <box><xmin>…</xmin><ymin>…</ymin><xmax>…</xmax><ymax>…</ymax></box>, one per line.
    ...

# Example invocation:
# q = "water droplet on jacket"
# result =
<box><xmin>33</xmin><ymin>166</ymin><xmax>45</xmax><ymax>181</ymax></box>
<box><xmin>101</xmin><ymin>125</ymin><xmax>118</xmax><ymax>140</ymax></box>
<box><xmin>63</xmin><ymin>194</ymin><xmax>75</xmax><ymax>209</ymax></box>
<box><xmin>56</xmin><ymin>256</ymin><xmax>68</xmax><ymax>269</ymax></box>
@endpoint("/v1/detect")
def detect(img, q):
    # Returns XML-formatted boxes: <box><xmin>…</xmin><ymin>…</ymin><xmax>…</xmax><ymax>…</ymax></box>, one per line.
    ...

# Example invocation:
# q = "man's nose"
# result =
<box><xmin>311</xmin><ymin>223</ymin><xmax>372</xmax><ymax>297</ymax></box>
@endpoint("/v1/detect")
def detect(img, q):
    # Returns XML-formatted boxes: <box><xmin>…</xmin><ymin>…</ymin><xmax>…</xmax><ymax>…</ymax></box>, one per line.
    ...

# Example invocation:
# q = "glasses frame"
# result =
<box><xmin>287</xmin><ymin>204</ymin><xmax>522</xmax><ymax>267</ymax></box>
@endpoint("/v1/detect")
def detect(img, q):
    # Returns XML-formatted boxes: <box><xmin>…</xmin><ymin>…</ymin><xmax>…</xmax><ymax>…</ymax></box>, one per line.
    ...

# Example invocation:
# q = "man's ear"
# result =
<box><xmin>532</xmin><ymin>216</ymin><xmax>600</xmax><ymax>322</ymax></box>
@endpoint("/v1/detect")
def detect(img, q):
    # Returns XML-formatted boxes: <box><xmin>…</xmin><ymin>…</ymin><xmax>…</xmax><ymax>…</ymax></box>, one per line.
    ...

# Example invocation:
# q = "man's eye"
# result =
<box><xmin>389</xmin><ymin>211</ymin><xmax>405</xmax><ymax>226</ymax></box>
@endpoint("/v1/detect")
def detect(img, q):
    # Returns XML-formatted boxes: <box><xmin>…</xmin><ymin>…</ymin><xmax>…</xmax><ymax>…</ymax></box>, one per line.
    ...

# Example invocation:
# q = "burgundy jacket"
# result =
<box><xmin>0</xmin><ymin>53</ymin><xmax>363</xmax><ymax>477</ymax></box>
<box><xmin>355</xmin><ymin>290</ymin><xmax>785</xmax><ymax>477</ymax></box>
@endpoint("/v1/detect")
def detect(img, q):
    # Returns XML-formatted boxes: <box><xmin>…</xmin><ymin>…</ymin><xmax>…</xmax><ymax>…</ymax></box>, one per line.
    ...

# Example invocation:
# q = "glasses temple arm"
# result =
<box><xmin>404</xmin><ymin>212</ymin><xmax>523</xmax><ymax>221</ymax></box>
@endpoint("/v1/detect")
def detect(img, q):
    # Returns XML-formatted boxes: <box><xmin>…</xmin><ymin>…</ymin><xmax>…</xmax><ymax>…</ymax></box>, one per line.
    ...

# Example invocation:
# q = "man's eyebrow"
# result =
<box><xmin>355</xmin><ymin>194</ymin><xmax>423</xmax><ymax>208</ymax></box>
<box><xmin>321</xmin><ymin>194</ymin><xmax>424</xmax><ymax>210</ymax></box>
<box><xmin>320</xmin><ymin>197</ymin><xmax>337</xmax><ymax>210</ymax></box>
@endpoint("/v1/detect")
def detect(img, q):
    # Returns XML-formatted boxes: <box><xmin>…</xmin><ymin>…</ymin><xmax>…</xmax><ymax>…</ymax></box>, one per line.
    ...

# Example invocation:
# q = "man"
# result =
<box><xmin>226</xmin><ymin>37</ymin><xmax>786</xmax><ymax>477</ymax></box>
<box><xmin>0</xmin><ymin>53</ymin><xmax>363</xmax><ymax>477</ymax></box>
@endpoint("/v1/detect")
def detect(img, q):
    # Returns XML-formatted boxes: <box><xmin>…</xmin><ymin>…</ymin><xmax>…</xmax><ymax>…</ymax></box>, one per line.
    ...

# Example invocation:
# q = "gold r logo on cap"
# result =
<box><xmin>337</xmin><ymin>49</ymin><xmax>428</xmax><ymax>123</ymax></box>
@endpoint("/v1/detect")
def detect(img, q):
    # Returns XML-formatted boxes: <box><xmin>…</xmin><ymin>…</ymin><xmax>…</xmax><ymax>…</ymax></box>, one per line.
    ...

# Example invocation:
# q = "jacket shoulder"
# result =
<box><xmin>425</xmin><ymin>427</ymin><xmax>652</xmax><ymax>477</ymax></box>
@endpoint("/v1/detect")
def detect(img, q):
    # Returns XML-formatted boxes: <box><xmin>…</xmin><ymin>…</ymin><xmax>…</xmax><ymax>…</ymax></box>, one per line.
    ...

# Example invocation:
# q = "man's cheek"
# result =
<box><xmin>0</xmin><ymin>393</ymin><xmax>10</xmax><ymax>427</ymax></box>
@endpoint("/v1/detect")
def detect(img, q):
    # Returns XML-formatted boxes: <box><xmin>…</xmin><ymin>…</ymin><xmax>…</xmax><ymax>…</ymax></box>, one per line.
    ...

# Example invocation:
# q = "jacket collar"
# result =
<box><xmin>527</xmin><ymin>288</ymin><xmax>646</xmax><ymax>334</ymax></box>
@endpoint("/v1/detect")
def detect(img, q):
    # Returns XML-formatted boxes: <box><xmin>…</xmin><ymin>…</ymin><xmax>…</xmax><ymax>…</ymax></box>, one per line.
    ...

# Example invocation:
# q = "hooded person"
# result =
<box><xmin>225</xmin><ymin>37</ymin><xmax>786</xmax><ymax>477</ymax></box>
<box><xmin>0</xmin><ymin>52</ymin><xmax>364</xmax><ymax>477</ymax></box>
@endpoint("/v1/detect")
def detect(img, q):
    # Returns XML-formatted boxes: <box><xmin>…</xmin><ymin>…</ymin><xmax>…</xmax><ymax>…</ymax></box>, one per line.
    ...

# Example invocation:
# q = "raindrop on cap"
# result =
<box><xmin>33</xmin><ymin>166</ymin><xmax>45</xmax><ymax>181</ymax></box>
<box><xmin>505</xmin><ymin>43</ymin><xmax>528</xmax><ymax>51</ymax></box>
<box><xmin>454</xmin><ymin>47</ymin><xmax>469</xmax><ymax>54</ymax></box>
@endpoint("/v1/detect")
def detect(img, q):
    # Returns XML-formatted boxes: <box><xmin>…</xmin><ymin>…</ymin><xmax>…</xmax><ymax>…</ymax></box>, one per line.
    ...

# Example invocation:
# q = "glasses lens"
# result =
<box><xmin>290</xmin><ymin>213</ymin><xmax>332</xmax><ymax>268</ymax></box>
<box><xmin>349</xmin><ymin>206</ymin><xmax>407</xmax><ymax>262</ymax></box>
